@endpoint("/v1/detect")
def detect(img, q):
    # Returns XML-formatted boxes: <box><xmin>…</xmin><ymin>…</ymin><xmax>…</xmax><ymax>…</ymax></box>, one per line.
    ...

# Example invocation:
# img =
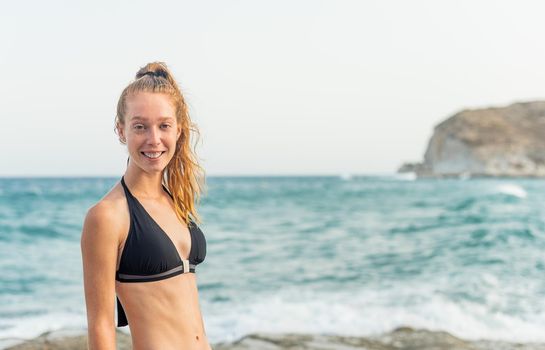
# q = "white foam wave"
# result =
<box><xmin>202</xmin><ymin>287</ymin><xmax>545</xmax><ymax>345</ymax></box>
<box><xmin>0</xmin><ymin>311</ymin><xmax>90</xmax><ymax>349</ymax></box>
<box><xmin>495</xmin><ymin>184</ymin><xmax>527</xmax><ymax>198</ymax></box>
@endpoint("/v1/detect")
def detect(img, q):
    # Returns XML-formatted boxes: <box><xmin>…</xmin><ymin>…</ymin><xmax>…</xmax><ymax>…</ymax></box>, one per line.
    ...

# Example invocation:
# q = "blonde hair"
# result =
<box><xmin>115</xmin><ymin>62</ymin><xmax>206</xmax><ymax>225</ymax></box>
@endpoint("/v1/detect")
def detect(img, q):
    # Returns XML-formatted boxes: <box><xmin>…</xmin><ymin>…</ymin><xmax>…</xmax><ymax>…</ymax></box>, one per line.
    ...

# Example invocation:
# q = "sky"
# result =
<box><xmin>2</xmin><ymin>0</ymin><xmax>545</xmax><ymax>176</ymax></box>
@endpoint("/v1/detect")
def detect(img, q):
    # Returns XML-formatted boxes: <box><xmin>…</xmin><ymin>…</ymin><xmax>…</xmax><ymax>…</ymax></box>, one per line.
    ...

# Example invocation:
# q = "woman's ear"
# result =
<box><xmin>117</xmin><ymin>123</ymin><xmax>126</xmax><ymax>144</ymax></box>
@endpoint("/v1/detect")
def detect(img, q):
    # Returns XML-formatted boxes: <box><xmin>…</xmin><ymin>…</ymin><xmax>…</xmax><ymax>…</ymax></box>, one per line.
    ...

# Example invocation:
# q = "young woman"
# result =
<box><xmin>81</xmin><ymin>62</ymin><xmax>210</xmax><ymax>349</ymax></box>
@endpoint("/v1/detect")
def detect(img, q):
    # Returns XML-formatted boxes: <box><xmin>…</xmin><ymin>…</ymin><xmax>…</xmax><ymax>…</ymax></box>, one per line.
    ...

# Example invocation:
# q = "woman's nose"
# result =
<box><xmin>147</xmin><ymin>126</ymin><xmax>161</xmax><ymax>144</ymax></box>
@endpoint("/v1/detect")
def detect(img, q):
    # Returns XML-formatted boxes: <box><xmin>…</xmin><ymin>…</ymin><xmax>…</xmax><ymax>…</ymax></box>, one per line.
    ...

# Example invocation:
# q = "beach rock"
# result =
<box><xmin>4</xmin><ymin>329</ymin><xmax>132</xmax><ymax>350</ymax></box>
<box><xmin>4</xmin><ymin>327</ymin><xmax>545</xmax><ymax>350</ymax></box>
<box><xmin>212</xmin><ymin>327</ymin><xmax>545</xmax><ymax>349</ymax></box>
<box><xmin>398</xmin><ymin>101</ymin><xmax>545</xmax><ymax>178</ymax></box>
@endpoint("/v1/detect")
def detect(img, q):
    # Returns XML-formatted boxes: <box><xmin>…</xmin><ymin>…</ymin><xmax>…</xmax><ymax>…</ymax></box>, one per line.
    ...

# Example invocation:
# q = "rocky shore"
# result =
<box><xmin>4</xmin><ymin>327</ymin><xmax>545</xmax><ymax>350</ymax></box>
<box><xmin>399</xmin><ymin>101</ymin><xmax>545</xmax><ymax>178</ymax></box>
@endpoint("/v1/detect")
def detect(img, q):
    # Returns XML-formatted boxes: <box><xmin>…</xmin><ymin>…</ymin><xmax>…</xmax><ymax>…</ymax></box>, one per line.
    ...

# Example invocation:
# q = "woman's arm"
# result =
<box><xmin>81</xmin><ymin>202</ymin><xmax>121</xmax><ymax>350</ymax></box>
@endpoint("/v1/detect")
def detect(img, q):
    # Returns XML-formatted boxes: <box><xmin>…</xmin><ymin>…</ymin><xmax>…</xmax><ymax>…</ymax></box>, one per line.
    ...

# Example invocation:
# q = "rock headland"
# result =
<box><xmin>399</xmin><ymin>101</ymin><xmax>545</xmax><ymax>178</ymax></box>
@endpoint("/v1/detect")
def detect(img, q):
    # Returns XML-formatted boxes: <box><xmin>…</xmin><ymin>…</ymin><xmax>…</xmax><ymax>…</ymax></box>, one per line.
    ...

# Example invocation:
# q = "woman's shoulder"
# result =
<box><xmin>89</xmin><ymin>181</ymin><xmax>126</xmax><ymax>216</ymax></box>
<box><xmin>82</xmin><ymin>182</ymin><xmax>128</xmax><ymax>242</ymax></box>
<box><xmin>80</xmin><ymin>182</ymin><xmax>129</xmax><ymax>285</ymax></box>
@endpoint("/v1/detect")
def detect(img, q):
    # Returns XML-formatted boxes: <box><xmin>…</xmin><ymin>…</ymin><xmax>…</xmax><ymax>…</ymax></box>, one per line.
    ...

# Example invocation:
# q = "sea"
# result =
<box><xmin>0</xmin><ymin>175</ymin><xmax>544</xmax><ymax>348</ymax></box>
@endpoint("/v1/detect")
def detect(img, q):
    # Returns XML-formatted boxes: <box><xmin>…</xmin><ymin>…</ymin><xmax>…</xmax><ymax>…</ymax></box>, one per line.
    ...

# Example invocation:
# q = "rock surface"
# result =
<box><xmin>4</xmin><ymin>327</ymin><xmax>545</xmax><ymax>350</ymax></box>
<box><xmin>399</xmin><ymin>101</ymin><xmax>545</xmax><ymax>178</ymax></box>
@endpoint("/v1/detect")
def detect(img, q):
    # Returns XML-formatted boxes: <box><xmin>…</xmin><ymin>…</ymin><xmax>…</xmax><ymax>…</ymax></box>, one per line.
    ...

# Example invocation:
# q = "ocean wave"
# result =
<box><xmin>494</xmin><ymin>184</ymin><xmax>528</xmax><ymax>198</ymax></box>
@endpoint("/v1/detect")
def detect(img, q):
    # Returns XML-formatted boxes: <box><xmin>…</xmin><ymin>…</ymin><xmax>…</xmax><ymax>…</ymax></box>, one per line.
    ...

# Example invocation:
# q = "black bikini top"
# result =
<box><xmin>115</xmin><ymin>176</ymin><xmax>206</xmax><ymax>327</ymax></box>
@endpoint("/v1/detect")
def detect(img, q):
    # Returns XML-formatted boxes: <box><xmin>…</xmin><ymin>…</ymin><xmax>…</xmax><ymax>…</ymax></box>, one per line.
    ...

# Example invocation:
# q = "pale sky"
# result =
<box><xmin>2</xmin><ymin>0</ymin><xmax>545</xmax><ymax>176</ymax></box>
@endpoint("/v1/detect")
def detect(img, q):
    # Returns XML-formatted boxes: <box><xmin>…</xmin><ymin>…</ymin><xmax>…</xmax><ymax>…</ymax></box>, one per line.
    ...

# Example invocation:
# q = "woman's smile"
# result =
<box><xmin>141</xmin><ymin>151</ymin><xmax>166</xmax><ymax>159</ymax></box>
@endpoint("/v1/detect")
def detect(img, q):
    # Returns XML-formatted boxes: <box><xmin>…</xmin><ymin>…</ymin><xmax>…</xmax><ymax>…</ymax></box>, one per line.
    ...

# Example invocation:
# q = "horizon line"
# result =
<box><xmin>0</xmin><ymin>172</ymin><xmax>398</xmax><ymax>179</ymax></box>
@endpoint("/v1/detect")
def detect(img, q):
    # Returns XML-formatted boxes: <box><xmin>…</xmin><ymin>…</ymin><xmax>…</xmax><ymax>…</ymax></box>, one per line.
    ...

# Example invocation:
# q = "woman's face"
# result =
<box><xmin>118</xmin><ymin>92</ymin><xmax>181</xmax><ymax>174</ymax></box>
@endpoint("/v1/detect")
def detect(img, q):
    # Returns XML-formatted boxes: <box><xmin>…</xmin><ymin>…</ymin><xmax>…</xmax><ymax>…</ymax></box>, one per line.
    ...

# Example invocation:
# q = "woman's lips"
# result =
<box><xmin>141</xmin><ymin>151</ymin><xmax>165</xmax><ymax>159</ymax></box>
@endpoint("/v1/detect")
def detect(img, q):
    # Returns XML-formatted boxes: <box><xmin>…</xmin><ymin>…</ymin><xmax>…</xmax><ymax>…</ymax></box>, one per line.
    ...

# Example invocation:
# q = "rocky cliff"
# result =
<box><xmin>399</xmin><ymin>101</ymin><xmax>545</xmax><ymax>178</ymax></box>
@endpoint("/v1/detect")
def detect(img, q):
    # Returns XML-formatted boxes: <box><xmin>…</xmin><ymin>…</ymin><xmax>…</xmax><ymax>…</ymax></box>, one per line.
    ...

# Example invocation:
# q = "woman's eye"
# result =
<box><xmin>161</xmin><ymin>124</ymin><xmax>171</xmax><ymax>129</ymax></box>
<box><xmin>133</xmin><ymin>124</ymin><xmax>145</xmax><ymax>130</ymax></box>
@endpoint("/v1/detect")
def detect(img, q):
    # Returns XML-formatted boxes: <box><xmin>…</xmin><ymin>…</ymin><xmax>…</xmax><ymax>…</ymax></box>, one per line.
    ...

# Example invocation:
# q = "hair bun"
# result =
<box><xmin>135</xmin><ymin>62</ymin><xmax>170</xmax><ymax>80</ymax></box>
<box><xmin>139</xmin><ymin>70</ymin><xmax>168</xmax><ymax>79</ymax></box>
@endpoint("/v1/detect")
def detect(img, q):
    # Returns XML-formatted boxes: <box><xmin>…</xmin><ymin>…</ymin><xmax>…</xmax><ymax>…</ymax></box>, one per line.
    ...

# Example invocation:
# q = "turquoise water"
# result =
<box><xmin>0</xmin><ymin>175</ymin><xmax>544</xmax><ymax>348</ymax></box>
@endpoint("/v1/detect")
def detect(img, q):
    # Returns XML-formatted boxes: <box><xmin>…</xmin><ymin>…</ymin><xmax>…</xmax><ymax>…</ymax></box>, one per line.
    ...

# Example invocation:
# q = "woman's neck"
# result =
<box><xmin>123</xmin><ymin>166</ymin><xmax>166</xmax><ymax>200</ymax></box>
